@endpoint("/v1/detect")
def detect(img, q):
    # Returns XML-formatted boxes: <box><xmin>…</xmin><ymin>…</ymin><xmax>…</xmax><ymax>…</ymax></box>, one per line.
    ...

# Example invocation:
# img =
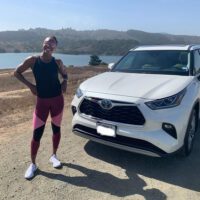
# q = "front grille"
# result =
<box><xmin>79</xmin><ymin>98</ymin><xmax>145</xmax><ymax>125</ymax></box>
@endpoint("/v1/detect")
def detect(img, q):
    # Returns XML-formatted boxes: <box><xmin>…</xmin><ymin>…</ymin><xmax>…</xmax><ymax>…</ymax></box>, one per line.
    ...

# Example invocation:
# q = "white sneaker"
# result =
<box><xmin>49</xmin><ymin>154</ymin><xmax>61</xmax><ymax>168</ymax></box>
<box><xmin>24</xmin><ymin>163</ymin><xmax>37</xmax><ymax>179</ymax></box>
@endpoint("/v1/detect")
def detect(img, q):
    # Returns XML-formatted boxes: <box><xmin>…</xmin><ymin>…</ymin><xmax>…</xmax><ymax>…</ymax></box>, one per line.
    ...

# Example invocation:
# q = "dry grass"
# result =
<box><xmin>0</xmin><ymin>66</ymin><xmax>107</xmax><ymax>129</ymax></box>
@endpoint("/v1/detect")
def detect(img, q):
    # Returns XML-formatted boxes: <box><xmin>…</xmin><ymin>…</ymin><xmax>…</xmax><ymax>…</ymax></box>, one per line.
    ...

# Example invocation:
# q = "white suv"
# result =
<box><xmin>71</xmin><ymin>45</ymin><xmax>200</xmax><ymax>157</ymax></box>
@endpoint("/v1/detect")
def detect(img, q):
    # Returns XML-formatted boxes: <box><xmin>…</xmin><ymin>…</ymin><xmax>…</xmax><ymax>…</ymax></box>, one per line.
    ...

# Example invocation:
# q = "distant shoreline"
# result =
<box><xmin>0</xmin><ymin>53</ymin><xmax>120</xmax><ymax>69</ymax></box>
<box><xmin>0</xmin><ymin>68</ymin><xmax>15</xmax><ymax>73</ymax></box>
<box><xmin>0</xmin><ymin>65</ymin><xmax>108</xmax><ymax>74</ymax></box>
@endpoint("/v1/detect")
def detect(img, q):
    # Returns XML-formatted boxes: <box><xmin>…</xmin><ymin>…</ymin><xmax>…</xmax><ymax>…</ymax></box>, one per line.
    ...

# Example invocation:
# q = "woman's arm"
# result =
<box><xmin>14</xmin><ymin>56</ymin><xmax>37</xmax><ymax>95</ymax></box>
<box><xmin>56</xmin><ymin>59</ymin><xmax>68</xmax><ymax>93</ymax></box>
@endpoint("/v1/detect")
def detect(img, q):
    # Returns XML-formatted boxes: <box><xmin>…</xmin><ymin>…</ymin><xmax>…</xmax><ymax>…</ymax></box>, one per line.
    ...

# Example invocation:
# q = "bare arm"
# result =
<box><xmin>56</xmin><ymin>59</ymin><xmax>68</xmax><ymax>93</ymax></box>
<box><xmin>14</xmin><ymin>56</ymin><xmax>37</xmax><ymax>95</ymax></box>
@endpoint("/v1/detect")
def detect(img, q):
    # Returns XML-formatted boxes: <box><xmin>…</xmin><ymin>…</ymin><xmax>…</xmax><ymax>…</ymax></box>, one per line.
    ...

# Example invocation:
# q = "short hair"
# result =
<box><xmin>50</xmin><ymin>35</ymin><xmax>58</xmax><ymax>45</ymax></box>
<box><xmin>46</xmin><ymin>36</ymin><xmax>58</xmax><ymax>45</ymax></box>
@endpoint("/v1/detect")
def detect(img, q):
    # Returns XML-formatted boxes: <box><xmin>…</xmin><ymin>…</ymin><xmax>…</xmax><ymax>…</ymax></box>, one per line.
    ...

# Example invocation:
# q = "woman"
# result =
<box><xmin>14</xmin><ymin>36</ymin><xmax>68</xmax><ymax>179</ymax></box>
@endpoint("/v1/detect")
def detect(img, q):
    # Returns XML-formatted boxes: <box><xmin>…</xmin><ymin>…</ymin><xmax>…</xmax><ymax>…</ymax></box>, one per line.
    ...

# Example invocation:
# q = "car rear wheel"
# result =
<box><xmin>183</xmin><ymin>108</ymin><xmax>198</xmax><ymax>156</ymax></box>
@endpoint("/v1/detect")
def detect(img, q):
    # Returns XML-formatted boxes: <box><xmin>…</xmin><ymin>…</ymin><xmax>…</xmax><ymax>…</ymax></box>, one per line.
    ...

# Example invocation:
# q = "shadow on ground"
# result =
<box><xmin>38</xmin><ymin>162</ymin><xmax>166</xmax><ymax>200</ymax></box>
<box><xmin>37</xmin><ymin>132</ymin><xmax>200</xmax><ymax>199</ymax></box>
<box><xmin>83</xmin><ymin>134</ymin><xmax>200</xmax><ymax>193</ymax></box>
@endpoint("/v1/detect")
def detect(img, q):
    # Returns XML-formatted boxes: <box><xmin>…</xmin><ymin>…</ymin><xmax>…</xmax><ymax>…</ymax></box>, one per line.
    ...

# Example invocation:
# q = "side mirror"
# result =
<box><xmin>108</xmin><ymin>63</ymin><xmax>115</xmax><ymax>70</ymax></box>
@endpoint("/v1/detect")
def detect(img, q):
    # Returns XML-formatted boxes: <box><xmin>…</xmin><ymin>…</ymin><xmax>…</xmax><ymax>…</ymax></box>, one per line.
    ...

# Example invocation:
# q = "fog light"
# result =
<box><xmin>71</xmin><ymin>106</ymin><xmax>77</xmax><ymax>115</ymax></box>
<box><xmin>162</xmin><ymin>123</ymin><xmax>177</xmax><ymax>139</ymax></box>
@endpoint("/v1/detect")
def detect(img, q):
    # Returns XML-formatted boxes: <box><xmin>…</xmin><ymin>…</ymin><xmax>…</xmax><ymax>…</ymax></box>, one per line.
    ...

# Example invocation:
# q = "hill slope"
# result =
<box><xmin>0</xmin><ymin>28</ymin><xmax>200</xmax><ymax>55</ymax></box>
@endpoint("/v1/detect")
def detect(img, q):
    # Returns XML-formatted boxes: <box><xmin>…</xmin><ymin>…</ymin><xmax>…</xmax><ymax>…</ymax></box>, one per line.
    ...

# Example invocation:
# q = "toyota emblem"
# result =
<box><xmin>99</xmin><ymin>99</ymin><xmax>113</xmax><ymax>110</ymax></box>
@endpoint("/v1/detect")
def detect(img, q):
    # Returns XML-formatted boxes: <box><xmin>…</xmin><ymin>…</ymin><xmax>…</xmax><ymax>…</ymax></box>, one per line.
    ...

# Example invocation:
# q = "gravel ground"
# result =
<box><xmin>0</xmin><ymin>108</ymin><xmax>200</xmax><ymax>200</ymax></box>
<box><xmin>0</xmin><ymin>68</ymin><xmax>200</xmax><ymax>200</ymax></box>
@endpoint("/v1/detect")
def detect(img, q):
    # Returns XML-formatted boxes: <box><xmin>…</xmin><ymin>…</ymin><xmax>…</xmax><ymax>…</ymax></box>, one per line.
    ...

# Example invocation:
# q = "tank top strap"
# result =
<box><xmin>31</xmin><ymin>56</ymin><xmax>40</xmax><ymax>71</ymax></box>
<box><xmin>52</xmin><ymin>57</ymin><xmax>59</xmax><ymax>68</ymax></box>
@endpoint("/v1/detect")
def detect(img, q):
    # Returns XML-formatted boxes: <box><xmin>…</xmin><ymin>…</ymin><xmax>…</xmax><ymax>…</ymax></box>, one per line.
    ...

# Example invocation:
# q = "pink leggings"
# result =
<box><xmin>31</xmin><ymin>95</ymin><xmax>64</xmax><ymax>157</ymax></box>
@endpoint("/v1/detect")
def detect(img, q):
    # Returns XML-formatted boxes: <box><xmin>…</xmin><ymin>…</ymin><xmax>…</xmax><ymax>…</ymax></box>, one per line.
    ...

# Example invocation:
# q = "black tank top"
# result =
<box><xmin>32</xmin><ymin>57</ymin><xmax>62</xmax><ymax>98</ymax></box>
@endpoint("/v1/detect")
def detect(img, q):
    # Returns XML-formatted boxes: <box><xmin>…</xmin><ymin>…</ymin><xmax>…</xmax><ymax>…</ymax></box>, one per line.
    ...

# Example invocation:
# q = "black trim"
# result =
<box><xmin>190</xmin><ymin>50</ymin><xmax>195</xmax><ymax>75</ymax></box>
<box><xmin>71</xmin><ymin>106</ymin><xmax>77</xmax><ymax>115</ymax></box>
<box><xmin>73</xmin><ymin>124</ymin><xmax>167</xmax><ymax>156</ymax></box>
<box><xmin>162</xmin><ymin>123</ymin><xmax>177</xmax><ymax>139</ymax></box>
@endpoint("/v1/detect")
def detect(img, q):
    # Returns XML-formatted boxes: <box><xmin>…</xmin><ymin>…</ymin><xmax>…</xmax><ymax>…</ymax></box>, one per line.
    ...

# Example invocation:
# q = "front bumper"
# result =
<box><xmin>73</xmin><ymin>124</ymin><xmax>167</xmax><ymax>157</ymax></box>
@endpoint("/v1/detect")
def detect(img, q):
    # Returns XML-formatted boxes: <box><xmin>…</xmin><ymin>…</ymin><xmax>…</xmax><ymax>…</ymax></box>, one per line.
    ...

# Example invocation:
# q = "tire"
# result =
<box><xmin>182</xmin><ymin>108</ymin><xmax>198</xmax><ymax>156</ymax></box>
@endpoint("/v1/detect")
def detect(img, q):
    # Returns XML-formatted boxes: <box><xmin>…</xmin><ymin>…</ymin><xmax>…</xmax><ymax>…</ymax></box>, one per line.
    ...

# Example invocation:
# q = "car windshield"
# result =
<box><xmin>112</xmin><ymin>50</ymin><xmax>190</xmax><ymax>76</ymax></box>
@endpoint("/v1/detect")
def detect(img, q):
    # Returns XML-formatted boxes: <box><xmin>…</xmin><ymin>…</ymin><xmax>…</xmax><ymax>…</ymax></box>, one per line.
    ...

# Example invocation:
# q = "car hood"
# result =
<box><xmin>81</xmin><ymin>72</ymin><xmax>193</xmax><ymax>100</ymax></box>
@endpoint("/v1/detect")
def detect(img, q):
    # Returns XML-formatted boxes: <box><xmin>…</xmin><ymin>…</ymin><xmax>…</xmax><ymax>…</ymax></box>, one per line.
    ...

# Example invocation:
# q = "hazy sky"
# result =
<box><xmin>0</xmin><ymin>0</ymin><xmax>200</xmax><ymax>36</ymax></box>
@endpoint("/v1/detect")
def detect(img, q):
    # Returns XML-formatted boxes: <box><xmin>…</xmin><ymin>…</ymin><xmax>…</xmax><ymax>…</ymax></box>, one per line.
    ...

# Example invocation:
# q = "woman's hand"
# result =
<box><xmin>29</xmin><ymin>84</ymin><xmax>37</xmax><ymax>96</ymax></box>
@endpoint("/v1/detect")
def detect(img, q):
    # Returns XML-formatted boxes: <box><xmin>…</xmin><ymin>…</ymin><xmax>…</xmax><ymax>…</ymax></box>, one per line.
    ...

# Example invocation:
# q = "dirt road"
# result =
<box><xmin>0</xmin><ymin>68</ymin><xmax>200</xmax><ymax>200</ymax></box>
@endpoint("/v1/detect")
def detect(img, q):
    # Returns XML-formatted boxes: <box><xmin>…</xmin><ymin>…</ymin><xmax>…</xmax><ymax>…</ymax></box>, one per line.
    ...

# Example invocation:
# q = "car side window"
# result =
<box><xmin>193</xmin><ymin>49</ymin><xmax>200</xmax><ymax>75</ymax></box>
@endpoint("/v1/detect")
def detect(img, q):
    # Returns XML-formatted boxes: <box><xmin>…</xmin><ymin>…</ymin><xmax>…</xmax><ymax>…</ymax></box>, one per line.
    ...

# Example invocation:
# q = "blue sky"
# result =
<box><xmin>0</xmin><ymin>0</ymin><xmax>200</xmax><ymax>36</ymax></box>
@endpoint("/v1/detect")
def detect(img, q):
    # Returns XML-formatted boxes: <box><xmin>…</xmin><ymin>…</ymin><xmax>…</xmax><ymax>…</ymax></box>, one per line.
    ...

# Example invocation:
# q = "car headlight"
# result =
<box><xmin>76</xmin><ymin>87</ymin><xmax>83</xmax><ymax>98</ymax></box>
<box><xmin>145</xmin><ymin>89</ymin><xmax>186</xmax><ymax>110</ymax></box>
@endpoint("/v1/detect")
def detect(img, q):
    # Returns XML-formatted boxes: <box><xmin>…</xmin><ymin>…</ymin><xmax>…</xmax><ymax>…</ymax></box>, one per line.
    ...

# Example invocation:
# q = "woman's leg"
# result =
<box><xmin>50</xmin><ymin>95</ymin><xmax>64</xmax><ymax>155</ymax></box>
<box><xmin>32</xmin><ymin>97</ymin><xmax>49</xmax><ymax>164</ymax></box>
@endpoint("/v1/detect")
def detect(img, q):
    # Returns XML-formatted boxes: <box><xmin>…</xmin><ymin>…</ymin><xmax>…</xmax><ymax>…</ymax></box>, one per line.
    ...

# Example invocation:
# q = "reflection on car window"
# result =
<box><xmin>113</xmin><ymin>50</ymin><xmax>189</xmax><ymax>75</ymax></box>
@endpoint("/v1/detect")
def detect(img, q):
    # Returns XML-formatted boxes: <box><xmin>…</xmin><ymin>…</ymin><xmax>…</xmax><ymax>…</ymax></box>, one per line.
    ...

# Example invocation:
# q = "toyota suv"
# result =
<box><xmin>71</xmin><ymin>45</ymin><xmax>200</xmax><ymax>157</ymax></box>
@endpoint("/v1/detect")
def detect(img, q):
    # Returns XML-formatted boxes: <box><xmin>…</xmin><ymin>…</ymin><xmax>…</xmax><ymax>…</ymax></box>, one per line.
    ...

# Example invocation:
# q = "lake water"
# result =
<box><xmin>0</xmin><ymin>53</ymin><xmax>122</xmax><ymax>69</ymax></box>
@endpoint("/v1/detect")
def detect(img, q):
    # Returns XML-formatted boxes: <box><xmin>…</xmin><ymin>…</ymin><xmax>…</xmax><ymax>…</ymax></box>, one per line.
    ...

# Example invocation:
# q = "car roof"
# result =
<box><xmin>131</xmin><ymin>45</ymin><xmax>200</xmax><ymax>51</ymax></box>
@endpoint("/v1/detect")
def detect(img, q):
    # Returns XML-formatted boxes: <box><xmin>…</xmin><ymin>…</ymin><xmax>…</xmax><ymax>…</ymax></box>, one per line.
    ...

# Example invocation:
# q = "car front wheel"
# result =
<box><xmin>183</xmin><ymin>108</ymin><xmax>198</xmax><ymax>156</ymax></box>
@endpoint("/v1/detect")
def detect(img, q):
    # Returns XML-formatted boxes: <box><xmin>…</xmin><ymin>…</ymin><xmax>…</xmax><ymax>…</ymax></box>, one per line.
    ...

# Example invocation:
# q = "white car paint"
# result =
<box><xmin>71</xmin><ymin>45</ymin><xmax>200</xmax><ymax>157</ymax></box>
<box><xmin>80</xmin><ymin>72</ymin><xmax>193</xmax><ymax>100</ymax></box>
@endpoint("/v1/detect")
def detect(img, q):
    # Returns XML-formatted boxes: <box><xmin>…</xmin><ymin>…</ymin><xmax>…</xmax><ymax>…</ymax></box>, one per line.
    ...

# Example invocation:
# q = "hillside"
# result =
<box><xmin>0</xmin><ymin>28</ymin><xmax>200</xmax><ymax>55</ymax></box>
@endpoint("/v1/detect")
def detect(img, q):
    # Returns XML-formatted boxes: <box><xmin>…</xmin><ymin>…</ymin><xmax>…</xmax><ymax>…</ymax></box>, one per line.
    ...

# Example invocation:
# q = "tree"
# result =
<box><xmin>14</xmin><ymin>49</ymin><xmax>21</xmax><ymax>53</ymax></box>
<box><xmin>0</xmin><ymin>48</ymin><xmax>6</xmax><ymax>53</ymax></box>
<box><xmin>89</xmin><ymin>55</ymin><xmax>102</xmax><ymax>66</ymax></box>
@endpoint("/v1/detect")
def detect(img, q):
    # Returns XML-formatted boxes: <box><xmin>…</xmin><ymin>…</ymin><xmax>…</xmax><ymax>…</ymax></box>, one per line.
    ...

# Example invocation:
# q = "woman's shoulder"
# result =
<box><xmin>54</xmin><ymin>58</ymin><xmax>64</xmax><ymax>67</ymax></box>
<box><xmin>54</xmin><ymin>58</ymin><xmax>62</xmax><ymax>64</ymax></box>
<box><xmin>24</xmin><ymin>55</ymin><xmax>40</xmax><ymax>70</ymax></box>
<box><xmin>25</xmin><ymin>55</ymin><xmax>38</xmax><ymax>64</ymax></box>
